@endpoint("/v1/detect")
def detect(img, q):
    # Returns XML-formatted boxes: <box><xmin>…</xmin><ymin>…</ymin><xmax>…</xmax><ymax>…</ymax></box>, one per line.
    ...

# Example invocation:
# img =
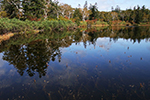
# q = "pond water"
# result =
<box><xmin>0</xmin><ymin>26</ymin><xmax>150</xmax><ymax>100</ymax></box>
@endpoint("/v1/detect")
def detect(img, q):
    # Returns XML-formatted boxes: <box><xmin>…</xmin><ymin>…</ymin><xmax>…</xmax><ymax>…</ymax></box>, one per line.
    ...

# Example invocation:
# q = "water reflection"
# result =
<box><xmin>0</xmin><ymin>26</ymin><xmax>150</xmax><ymax>78</ymax></box>
<box><xmin>0</xmin><ymin>26</ymin><xmax>150</xmax><ymax>99</ymax></box>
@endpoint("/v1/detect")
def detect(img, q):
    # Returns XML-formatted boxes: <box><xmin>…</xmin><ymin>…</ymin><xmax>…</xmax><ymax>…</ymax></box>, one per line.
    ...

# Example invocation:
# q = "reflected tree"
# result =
<box><xmin>2</xmin><ymin>39</ymin><xmax>62</xmax><ymax>78</ymax></box>
<box><xmin>3</xmin><ymin>45</ymin><xmax>27</xmax><ymax>76</ymax></box>
<box><xmin>1</xmin><ymin>27</ymin><xmax>150</xmax><ymax>78</ymax></box>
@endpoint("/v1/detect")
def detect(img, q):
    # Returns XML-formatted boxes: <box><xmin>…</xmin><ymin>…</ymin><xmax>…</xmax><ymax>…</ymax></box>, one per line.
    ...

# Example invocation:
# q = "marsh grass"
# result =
<box><xmin>0</xmin><ymin>18</ymin><xmax>77</xmax><ymax>35</ymax></box>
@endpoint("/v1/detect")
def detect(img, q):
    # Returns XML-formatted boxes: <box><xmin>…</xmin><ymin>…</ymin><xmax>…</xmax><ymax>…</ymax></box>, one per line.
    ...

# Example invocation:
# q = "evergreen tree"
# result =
<box><xmin>124</xmin><ymin>9</ymin><xmax>131</xmax><ymax>22</ymax></box>
<box><xmin>148</xmin><ymin>14</ymin><xmax>150</xmax><ymax>22</ymax></box>
<box><xmin>114</xmin><ymin>5</ymin><xmax>120</xmax><ymax>13</ymax></box>
<box><xmin>22</xmin><ymin>0</ymin><xmax>45</xmax><ymax>19</ymax></box>
<box><xmin>135</xmin><ymin>5</ymin><xmax>142</xmax><ymax>23</ymax></box>
<box><xmin>73</xmin><ymin>8</ymin><xmax>82</xmax><ymax>26</ymax></box>
<box><xmin>141</xmin><ymin>5</ymin><xmax>146</xmax><ymax>22</ymax></box>
<box><xmin>89</xmin><ymin>3</ymin><xmax>99</xmax><ymax>20</ymax></box>
<box><xmin>47</xmin><ymin>0</ymin><xmax>60</xmax><ymax>19</ymax></box>
<box><xmin>111</xmin><ymin>6</ymin><xmax>114</xmax><ymax>12</ymax></box>
<box><xmin>73</xmin><ymin>8</ymin><xmax>82</xmax><ymax>20</ymax></box>
<box><xmin>141</xmin><ymin>5</ymin><xmax>146</xmax><ymax>13</ymax></box>
<box><xmin>130</xmin><ymin>9</ymin><xmax>136</xmax><ymax>23</ymax></box>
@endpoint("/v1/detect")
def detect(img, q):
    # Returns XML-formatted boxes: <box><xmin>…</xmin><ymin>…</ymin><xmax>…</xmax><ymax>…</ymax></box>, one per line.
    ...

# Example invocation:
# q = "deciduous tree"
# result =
<box><xmin>1</xmin><ymin>0</ymin><xmax>22</xmax><ymax>18</ymax></box>
<box><xmin>82</xmin><ymin>1</ymin><xmax>89</xmax><ymax>21</ymax></box>
<box><xmin>59</xmin><ymin>3</ymin><xmax>74</xmax><ymax>19</ymax></box>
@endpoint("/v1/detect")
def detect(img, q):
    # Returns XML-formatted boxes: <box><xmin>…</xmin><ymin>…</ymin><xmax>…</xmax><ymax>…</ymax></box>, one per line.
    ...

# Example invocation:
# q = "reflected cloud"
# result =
<box><xmin>148</xmin><ymin>46</ymin><xmax>150</xmax><ymax>51</ymax></box>
<box><xmin>60</xmin><ymin>47</ymin><xmax>68</xmax><ymax>54</ymax></box>
<box><xmin>0</xmin><ymin>53</ymin><xmax>5</xmax><ymax>68</ymax></box>
<box><xmin>0</xmin><ymin>70</ymin><xmax>5</xmax><ymax>76</ymax></box>
<box><xmin>49</xmin><ymin>65</ymin><xmax>87</xmax><ymax>87</ymax></box>
<box><xmin>59</xmin><ymin>58</ymin><xmax>70</xmax><ymax>66</ymax></box>
<box><xmin>96</xmin><ymin>38</ymin><xmax>112</xmax><ymax>51</ymax></box>
<box><xmin>76</xmin><ymin>50</ymin><xmax>87</xmax><ymax>57</ymax></box>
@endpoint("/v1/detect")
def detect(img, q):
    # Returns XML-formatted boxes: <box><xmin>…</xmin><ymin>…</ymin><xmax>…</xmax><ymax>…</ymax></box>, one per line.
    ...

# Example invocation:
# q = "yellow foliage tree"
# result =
<box><xmin>0</xmin><ymin>11</ymin><xmax>7</xmax><ymax>18</ymax></box>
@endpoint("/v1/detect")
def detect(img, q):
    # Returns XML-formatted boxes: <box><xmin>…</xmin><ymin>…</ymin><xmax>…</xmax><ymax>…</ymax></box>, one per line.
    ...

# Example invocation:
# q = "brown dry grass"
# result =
<box><xmin>0</xmin><ymin>33</ymin><xmax>14</xmax><ymax>43</ymax></box>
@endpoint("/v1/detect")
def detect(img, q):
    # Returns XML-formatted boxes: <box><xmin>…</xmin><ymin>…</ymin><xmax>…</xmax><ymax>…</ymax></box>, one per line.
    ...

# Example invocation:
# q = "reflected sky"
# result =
<box><xmin>0</xmin><ymin>27</ymin><xmax>150</xmax><ymax>100</ymax></box>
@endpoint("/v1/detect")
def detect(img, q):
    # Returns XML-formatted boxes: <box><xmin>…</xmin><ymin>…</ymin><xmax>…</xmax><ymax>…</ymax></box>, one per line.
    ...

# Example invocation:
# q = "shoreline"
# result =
<box><xmin>92</xmin><ymin>24</ymin><xmax>150</xmax><ymax>27</ymax></box>
<box><xmin>0</xmin><ymin>24</ymin><xmax>150</xmax><ymax>43</ymax></box>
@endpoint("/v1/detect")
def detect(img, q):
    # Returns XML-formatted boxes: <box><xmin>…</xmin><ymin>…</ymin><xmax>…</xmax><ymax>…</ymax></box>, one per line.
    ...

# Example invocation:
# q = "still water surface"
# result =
<box><xmin>0</xmin><ymin>26</ymin><xmax>150</xmax><ymax>100</ymax></box>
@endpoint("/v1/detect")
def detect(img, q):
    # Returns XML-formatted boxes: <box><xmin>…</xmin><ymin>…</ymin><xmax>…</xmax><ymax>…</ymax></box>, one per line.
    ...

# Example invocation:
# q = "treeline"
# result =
<box><xmin>0</xmin><ymin>0</ymin><xmax>150</xmax><ymax>24</ymax></box>
<box><xmin>110</xmin><ymin>5</ymin><xmax>150</xmax><ymax>24</ymax></box>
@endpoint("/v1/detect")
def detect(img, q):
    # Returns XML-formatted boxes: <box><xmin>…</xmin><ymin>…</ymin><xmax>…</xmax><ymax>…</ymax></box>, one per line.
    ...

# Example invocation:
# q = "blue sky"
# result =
<box><xmin>59</xmin><ymin>0</ymin><xmax>150</xmax><ymax>11</ymax></box>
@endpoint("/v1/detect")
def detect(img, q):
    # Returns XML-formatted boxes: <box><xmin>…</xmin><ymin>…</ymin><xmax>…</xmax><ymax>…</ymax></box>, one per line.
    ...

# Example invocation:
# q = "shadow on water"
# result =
<box><xmin>0</xmin><ymin>26</ymin><xmax>150</xmax><ymax>99</ymax></box>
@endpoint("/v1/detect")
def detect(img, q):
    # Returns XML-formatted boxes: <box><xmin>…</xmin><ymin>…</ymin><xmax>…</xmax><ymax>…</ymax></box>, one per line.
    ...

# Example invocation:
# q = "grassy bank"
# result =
<box><xmin>1</xmin><ymin>18</ymin><xmax>149</xmax><ymax>36</ymax></box>
<box><xmin>79</xmin><ymin>20</ymin><xmax>150</xmax><ymax>27</ymax></box>
<box><xmin>0</xmin><ymin>18</ymin><xmax>77</xmax><ymax>35</ymax></box>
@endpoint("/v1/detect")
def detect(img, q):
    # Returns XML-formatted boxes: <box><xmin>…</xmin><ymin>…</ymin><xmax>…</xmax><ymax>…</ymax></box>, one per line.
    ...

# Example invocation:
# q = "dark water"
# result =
<box><xmin>0</xmin><ymin>26</ymin><xmax>150</xmax><ymax>100</ymax></box>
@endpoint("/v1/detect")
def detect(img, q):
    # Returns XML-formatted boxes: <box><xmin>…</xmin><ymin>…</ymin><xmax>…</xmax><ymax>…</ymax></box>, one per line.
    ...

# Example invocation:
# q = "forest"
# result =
<box><xmin>0</xmin><ymin>0</ymin><xmax>150</xmax><ymax>34</ymax></box>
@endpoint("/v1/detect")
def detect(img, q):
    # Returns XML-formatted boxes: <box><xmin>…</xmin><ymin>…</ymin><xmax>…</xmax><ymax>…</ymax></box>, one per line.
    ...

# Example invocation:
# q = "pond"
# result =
<box><xmin>0</xmin><ymin>26</ymin><xmax>150</xmax><ymax>100</ymax></box>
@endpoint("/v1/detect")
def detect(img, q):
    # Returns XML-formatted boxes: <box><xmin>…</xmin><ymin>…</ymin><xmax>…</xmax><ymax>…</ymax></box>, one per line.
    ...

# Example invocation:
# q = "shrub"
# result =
<box><xmin>95</xmin><ymin>21</ymin><xmax>108</xmax><ymax>25</ymax></box>
<box><xmin>80</xmin><ymin>21</ymin><xmax>87</xmax><ymax>26</ymax></box>
<box><xmin>0</xmin><ymin>11</ymin><xmax>7</xmax><ymax>18</ymax></box>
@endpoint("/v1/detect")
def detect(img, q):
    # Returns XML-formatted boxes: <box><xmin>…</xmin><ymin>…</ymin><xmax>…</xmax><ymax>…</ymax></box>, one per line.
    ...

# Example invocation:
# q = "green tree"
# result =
<box><xmin>135</xmin><ymin>5</ymin><xmax>142</xmax><ymax>23</ymax></box>
<box><xmin>129</xmin><ymin>7</ymin><xmax>136</xmax><ymax>23</ymax></box>
<box><xmin>141</xmin><ymin>5</ymin><xmax>146</xmax><ymax>13</ymax></box>
<box><xmin>141</xmin><ymin>5</ymin><xmax>148</xmax><ymax>23</ymax></box>
<box><xmin>114</xmin><ymin>5</ymin><xmax>120</xmax><ymax>13</ymax></box>
<box><xmin>148</xmin><ymin>14</ymin><xmax>150</xmax><ymax>23</ymax></box>
<box><xmin>73</xmin><ymin>8</ymin><xmax>82</xmax><ymax>20</ymax></box>
<box><xmin>124</xmin><ymin>9</ymin><xmax>131</xmax><ymax>22</ymax></box>
<box><xmin>120</xmin><ymin>11</ymin><xmax>125</xmax><ymax>21</ymax></box>
<box><xmin>89</xmin><ymin>3</ymin><xmax>99</xmax><ymax>20</ymax></box>
<box><xmin>22</xmin><ymin>0</ymin><xmax>45</xmax><ymax>20</ymax></box>
<box><xmin>104</xmin><ymin>12</ymin><xmax>112</xmax><ymax>24</ymax></box>
<box><xmin>99</xmin><ymin>11</ymin><xmax>106</xmax><ymax>21</ymax></box>
<box><xmin>73</xmin><ymin>8</ymin><xmax>82</xmax><ymax>26</ymax></box>
<box><xmin>47</xmin><ymin>0</ymin><xmax>60</xmax><ymax>19</ymax></box>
